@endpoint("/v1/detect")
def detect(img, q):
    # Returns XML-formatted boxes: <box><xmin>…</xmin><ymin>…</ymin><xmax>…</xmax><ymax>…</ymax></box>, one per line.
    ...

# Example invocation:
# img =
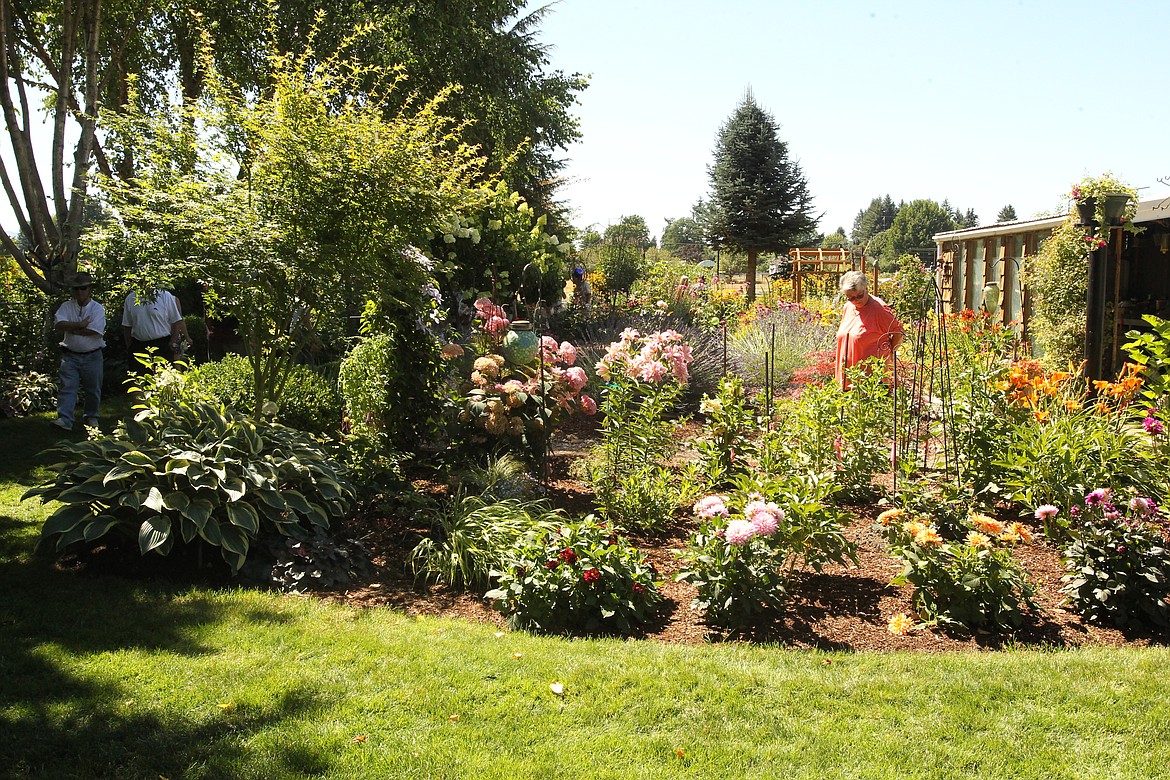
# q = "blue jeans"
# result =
<box><xmin>57</xmin><ymin>349</ymin><xmax>104</xmax><ymax>427</ymax></box>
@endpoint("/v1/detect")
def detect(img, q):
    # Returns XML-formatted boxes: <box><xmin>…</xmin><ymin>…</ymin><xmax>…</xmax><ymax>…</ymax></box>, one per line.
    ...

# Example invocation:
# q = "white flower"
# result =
<box><xmin>488</xmin><ymin>219</ymin><xmax>503</xmax><ymax>230</ymax></box>
<box><xmin>469</xmin><ymin>228</ymin><xmax>481</xmax><ymax>244</ymax></box>
<box><xmin>443</xmin><ymin>233</ymin><xmax>456</xmax><ymax>244</ymax></box>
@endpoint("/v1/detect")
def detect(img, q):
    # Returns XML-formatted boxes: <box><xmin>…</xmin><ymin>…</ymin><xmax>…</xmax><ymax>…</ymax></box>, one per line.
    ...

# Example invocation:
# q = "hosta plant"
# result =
<box><xmin>25</xmin><ymin>359</ymin><xmax>353</xmax><ymax>573</ymax></box>
<box><xmin>485</xmin><ymin>516</ymin><xmax>662</xmax><ymax>634</ymax></box>
<box><xmin>876</xmin><ymin>508</ymin><xmax>1036</xmax><ymax>631</ymax></box>
<box><xmin>1060</xmin><ymin>489</ymin><xmax>1170</xmax><ymax>629</ymax></box>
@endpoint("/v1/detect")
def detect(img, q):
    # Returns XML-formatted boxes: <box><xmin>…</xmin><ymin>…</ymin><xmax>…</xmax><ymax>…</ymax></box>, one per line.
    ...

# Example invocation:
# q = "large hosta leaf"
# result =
<box><xmin>222</xmin><ymin>477</ymin><xmax>247</xmax><ymax>502</ymax></box>
<box><xmin>183</xmin><ymin>498</ymin><xmax>214</xmax><ymax>529</ymax></box>
<box><xmin>139</xmin><ymin>515</ymin><xmax>172</xmax><ymax>554</ymax></box>
<box><xmin>225</xmin><ymin>501</ymin><xmax>260</xmax><ymax>534</ymax></box>
<box><xmin>41</xmin><ymin>503</ymin><xmax>97</xmax><ymax>539</ymax></box>
<box><xmin>83</xmin><ymin>514</ymin><xmax>124</xmax><ymax>542</ymax></box>
<box><xmin>142</xmin><ymin>486</ymin><xmax>166</xmax><ymax>513</ymax></box>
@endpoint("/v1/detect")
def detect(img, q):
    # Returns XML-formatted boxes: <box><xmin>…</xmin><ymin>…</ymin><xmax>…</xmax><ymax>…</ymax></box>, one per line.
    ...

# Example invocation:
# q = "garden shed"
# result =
<box><xmin>933</xmin><ymin>196</ymin><xmax>1170</xmax><ymax>378</ymax></box>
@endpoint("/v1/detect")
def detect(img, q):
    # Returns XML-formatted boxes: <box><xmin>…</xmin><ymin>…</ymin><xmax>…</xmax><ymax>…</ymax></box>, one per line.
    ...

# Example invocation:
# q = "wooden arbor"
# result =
<box><xmin>788</xmin><ymin>248</ymin><xmax>871</xmax><ymax>303</ymax></box>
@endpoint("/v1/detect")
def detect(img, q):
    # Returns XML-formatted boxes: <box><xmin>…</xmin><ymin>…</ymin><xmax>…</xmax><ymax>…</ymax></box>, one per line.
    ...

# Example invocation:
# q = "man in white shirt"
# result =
<box><xmin>122</xmin><ymin>287</ymin><xmax>190</xmax><ymax>371</ymax></box>
<box><xmin>53</xmin><ymin>272</ymin><xmax>106</xmax><ymax>430</ymax></box>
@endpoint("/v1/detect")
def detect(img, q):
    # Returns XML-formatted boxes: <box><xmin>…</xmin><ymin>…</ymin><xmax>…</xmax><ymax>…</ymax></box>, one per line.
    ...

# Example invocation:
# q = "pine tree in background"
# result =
<box><xmin>851</xmin><ymin>195</ymin><xmax>899</xmax><ymax>246</ymax></box>
<box><xmin>706</xmin><ymin>90</ymin><xmax>816</xmax><ymax>302</ymax></box>
<box><xmin>997</xmin><ymin>204</ymin><xmax>1018</xmax><ymax>222</ymax></box>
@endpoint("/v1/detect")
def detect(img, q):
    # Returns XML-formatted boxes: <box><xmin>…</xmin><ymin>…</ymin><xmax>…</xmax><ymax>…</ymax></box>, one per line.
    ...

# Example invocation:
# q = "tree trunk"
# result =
<box><xmin>745</xmin><ymin>249</ymin><xmax>757</xmax><ymax>303</ymax></box>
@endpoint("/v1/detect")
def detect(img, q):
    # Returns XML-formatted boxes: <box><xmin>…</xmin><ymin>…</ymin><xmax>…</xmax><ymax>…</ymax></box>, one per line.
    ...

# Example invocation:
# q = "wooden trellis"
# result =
<box><xmin>788</xmin><ymin>248</ymin><xmax>873</xmax><ymax>302</ymax></box>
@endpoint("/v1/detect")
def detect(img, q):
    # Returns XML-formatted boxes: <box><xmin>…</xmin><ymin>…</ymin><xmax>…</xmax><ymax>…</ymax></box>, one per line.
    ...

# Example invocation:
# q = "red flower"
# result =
<box><xmin>545</xmin><ymin>559</ymin><xmax>559</xmax><ymax>569</ymax></box>
<box><xmin>632</xmin><ymin>583</ymin><xmax>645</xmax><ymax>594</ymax></box>
<box><xmin>559</xmin><ymin>547</ymin><xmax>577</xmax><ymax>564</ymax></box>
<box><xmin>582</xmin><ymin>568</ymin><xmax>600</xmax><ymax>583</ymax></box>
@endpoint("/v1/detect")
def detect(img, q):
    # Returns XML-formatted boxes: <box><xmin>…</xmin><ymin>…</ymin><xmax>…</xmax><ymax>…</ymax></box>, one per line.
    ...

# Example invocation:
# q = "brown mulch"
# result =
<box><xmin>325</xmin><ymin>425</ymin><xmax>1166</xmax><ymax>653</ymax></box>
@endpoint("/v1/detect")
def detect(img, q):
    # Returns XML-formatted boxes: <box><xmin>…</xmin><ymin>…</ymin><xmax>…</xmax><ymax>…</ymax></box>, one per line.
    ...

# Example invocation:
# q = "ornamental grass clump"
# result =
<box><xmin>485</xmin><ymin>516</ymin><xmax>662</xmax><ymax>634</ymax></box>
<box><xmin>728</xmin><ymin>300</ymin><xmax>833</xmax><ymax>389</ymax></box>
<box><xmin>1060</xmin><ymin>488</ymin><xmax>1170</xmax><ymax>629</ymax></box>
<box><xmin>876</xmin><ymin>508</ymin><xmax>1036</xmax><ymax>632</ymax></box>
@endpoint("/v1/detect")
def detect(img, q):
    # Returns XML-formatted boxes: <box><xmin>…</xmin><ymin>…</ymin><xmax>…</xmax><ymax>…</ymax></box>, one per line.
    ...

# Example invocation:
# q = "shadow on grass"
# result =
<box><xmin>0</xmin><ymin>546</ymin><xmax>320</xmax><ymax>779</ymax></box>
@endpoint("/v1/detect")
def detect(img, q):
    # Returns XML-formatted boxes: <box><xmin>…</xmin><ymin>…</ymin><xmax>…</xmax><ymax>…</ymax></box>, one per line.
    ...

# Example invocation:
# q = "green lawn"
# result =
<box><xmin>3</xmin><ymin>413</ymin><xmax>1169</xmax><ymax>779</ymax></box>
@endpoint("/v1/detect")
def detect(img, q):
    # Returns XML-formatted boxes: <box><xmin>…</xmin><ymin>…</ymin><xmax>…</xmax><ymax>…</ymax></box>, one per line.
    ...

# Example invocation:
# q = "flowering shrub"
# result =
<box><xmin>677</xmin><ymin>484</ymin><xmax>856</xmax><ymax>627</ymax></box>
<box><xmin>1060</xmin><ymin>488</ymin><xmax>1170</xmax><ymax>629</ymax></box>
<box><xmin>876</xmin><ymin>508</ymin><xmax>1036</xmax><ymax>631</ymax></box>
<box><xmin>589</xmin><ymin>328</ymin><xmax>692</xmax><ymax>531</ymax></box>
<box><xmin>459</xmin><ymin>308</ymin><xmax>595</xmax><ymax>465</ymax></box>
<box><xmin>485</xmin><ymin>516</ymin><xmax>662</xmax><ymax>634</ymax></box>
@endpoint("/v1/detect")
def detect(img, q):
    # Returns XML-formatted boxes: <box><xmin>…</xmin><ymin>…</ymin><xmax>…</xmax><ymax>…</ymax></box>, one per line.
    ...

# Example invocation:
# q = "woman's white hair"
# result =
<box><xmin>839</xmin><ymin>269</ymin><xmax>869</xmax><ymax>294</ymax></box>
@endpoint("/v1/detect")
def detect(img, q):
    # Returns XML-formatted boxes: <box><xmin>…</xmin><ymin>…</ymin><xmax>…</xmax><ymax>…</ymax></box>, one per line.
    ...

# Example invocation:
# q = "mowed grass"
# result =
<box><xmin>3</xmin><ymin>413</ymin><xmax>1170</xmax><ymax>779</ymax></box>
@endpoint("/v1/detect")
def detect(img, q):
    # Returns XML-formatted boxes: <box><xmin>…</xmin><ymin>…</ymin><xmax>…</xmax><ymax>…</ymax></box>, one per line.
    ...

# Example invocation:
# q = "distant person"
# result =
<box><xmin>675</xmin><ymin>276</ymin><xmax>691</xmax><ymax>300</ymax></box>
<box><xmin>122</xmin><ymin>287</ymin><xmax>191</xmax><ymax>371</ymax></box>
<box><xmin>571</xmin><ymin>267</ymin><xmax>592</xmax><ymax>307</ymax></box>
<box><xmin>834</xmin><ymin>270</ymin><xmax>903</xmax><ymax>389</ymax></box>
<box><xmin>53</xmin><ymin>271</ymin><xmax>105</xmax><ymax>430</ymax></box>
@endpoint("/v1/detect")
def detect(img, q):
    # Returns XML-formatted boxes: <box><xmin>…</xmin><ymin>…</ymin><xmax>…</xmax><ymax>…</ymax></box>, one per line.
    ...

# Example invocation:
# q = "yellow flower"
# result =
<box><xmin>914</xmin><ymin>527</ymin><xmax>943</xmax><ymax>546</ymax></box>
<box><xmin>877</xmin><ymin>508</ymin><xmax>905</xmax><ymax>526</ymax></box>
<box><xmin>966</xmin><ymin>531</ymin><xmax>991</xmax><ymax>548</ymax></box>
<box><xmin>887</xmin><ymin>613</ymin><xmax>915</xmax><ymax>636</ymax></box>
<box><xmin>1006</xmin><ymin>522</ymin><xmax>1034</xmax><ymax>544</ymax></box>
<box><xmin>970</xmin><ymin>513</ymin><xmax>1005</xmax><ymax>535</ymax></box>
<box><xmin>998</xmin><ymin>529</ymin><xmax>1021</xmax><ymax>543</ymax></box>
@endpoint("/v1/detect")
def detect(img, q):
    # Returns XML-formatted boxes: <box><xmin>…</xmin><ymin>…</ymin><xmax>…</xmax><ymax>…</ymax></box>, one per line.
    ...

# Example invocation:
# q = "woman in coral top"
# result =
<box><xmin>834</xmin><ymin>270</ymin><xmax>904</xmax><ymax>389</ymax></box>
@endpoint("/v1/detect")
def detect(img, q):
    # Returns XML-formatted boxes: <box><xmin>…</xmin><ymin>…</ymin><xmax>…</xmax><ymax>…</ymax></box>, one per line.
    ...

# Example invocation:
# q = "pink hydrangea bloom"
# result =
<box><xmin>484</xmin><ymin>315</ymin><xmax>510</xmax><ymax>335</ymax></box>
<box><xmin>559</xmin><ymin>341</ymin><xmax>578</xmax><ymax>366</ymax></box>
<box><xmin>725</xmin><ymin>519</ymin><xmax>756</xmax><ymax>546</ymax></box>
<box><xmin>564</xmin><ymin>366</ymin><xmax>588</xmax><ymax>392</ymax></box>
<box><xmin>693</xmin><ymin>495</ymin><xmax>729</xmax><ymax>519</ymax></box>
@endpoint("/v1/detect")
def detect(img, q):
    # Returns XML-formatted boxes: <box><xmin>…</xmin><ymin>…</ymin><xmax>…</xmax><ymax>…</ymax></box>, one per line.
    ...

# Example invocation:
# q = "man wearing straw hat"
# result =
<box><xmin>52</xmin><ymin>271</ymin><xmax>106</xmax><ymax>430</ymax></box>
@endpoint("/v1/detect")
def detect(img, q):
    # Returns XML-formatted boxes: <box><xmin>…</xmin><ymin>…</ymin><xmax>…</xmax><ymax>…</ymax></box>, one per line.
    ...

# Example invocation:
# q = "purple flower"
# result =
<box><xmin>1085</xmin><ymin>488</ymin><xmax>1111</xmax><ymax>506</ymax></box>
<box><xmin>1143</xmin><ymin>415</ymin><xmax>1164</xmax><ymax>435</ymax></box>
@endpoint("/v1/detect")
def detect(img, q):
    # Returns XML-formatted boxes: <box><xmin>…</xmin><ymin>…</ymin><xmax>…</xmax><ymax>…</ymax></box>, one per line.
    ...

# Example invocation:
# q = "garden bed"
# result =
<box><xmin>330</xmin><ymin>428</ymin><xmax>1164</xmax><ymax>652</ymax></box>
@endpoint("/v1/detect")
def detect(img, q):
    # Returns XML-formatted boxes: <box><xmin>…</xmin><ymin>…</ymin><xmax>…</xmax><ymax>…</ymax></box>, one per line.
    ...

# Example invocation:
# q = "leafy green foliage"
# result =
<box><xmin>995</xmin><ymin>406</ymin><xmax>1155</xmax><ymax>521</ymax></box>
<box><xmin>769</xmin><ymin>362</ymin><xmax>891</xmax><ymax>501</ymax></box>
<box><xmin>87</xmin><ymin>42</ymin><xmax>486</xmax><ymax>414</ymax></box>
<box><xmin>1026</xmin><ymin>220</ymin><xmax>1090</xmax><ymax>367</ymax></box>
<box><xmin>878</xmin><ymin>511</ymin><xmax>1035</xmax><ymax>631</ymax></box>
<box><xmin>851</xmin><ymin>195</ymin><xmax>899</xmax><ymax>248</ymax></box>
<box><xmin>186</xmin><ymin>354</ymin><xmax>340</xmax><ymax>436</ymax></box>
<box><xmin>24</xmin><ymin>360</ymin><xmax>353</xmax><ymax>573</ymax></box>
<box><xmin>246</xmin><ymin>524</ymin><xmax>373</xmax><ymax>594</ymax></box>
<box><xmin>883</xmin><ymin>200</ymin><xmax>957</xmax><ymax>264</ymax></box>
<box><xmin>1123</xmin><ymin>314</ymin><xmax>1170</xmax><ymax>405</ymax></box>
<box><xmin>0</xmin><ymin>260</ymin><xmax>53</xmax><ymax>375</ymax></box>
<box><xmin>485</xmin><ymin>516</ymin><xmax>662</xmax><ymax>635</ymax></box>
<box><xmin>410</xmin><ymin>495</ymin><xmax>564</xmax><ymax>590</ymax></box>
<box><xmin>1060</xmin><ymin>491</ymin><xmax>1170</xmax><ymax>629</ymax></box>
<box><xmin>338</xmin><ymin>325</ymin><xmax>445</xmax><ymax>468</ymax></box>
<box><xmin>692</xmin><ymin>376</ymin><xmax>759</xmax><ymax>487</ymax></box>
<box><xmin>1</xmin><ymin>370</ymin><xmax>57</xmax><ymax>417</ymax></box>
<box><xmin>888</xmin><ymin>254</ymin><xmax>935</xmax><ymax>323</ymax></box>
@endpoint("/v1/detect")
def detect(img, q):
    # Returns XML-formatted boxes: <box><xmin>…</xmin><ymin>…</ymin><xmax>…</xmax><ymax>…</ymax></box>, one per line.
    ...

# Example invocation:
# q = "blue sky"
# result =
<box><xmin>530</xmin><ymin>0</ymin><xmax>1170</xmax><ymax>241</ymax></box>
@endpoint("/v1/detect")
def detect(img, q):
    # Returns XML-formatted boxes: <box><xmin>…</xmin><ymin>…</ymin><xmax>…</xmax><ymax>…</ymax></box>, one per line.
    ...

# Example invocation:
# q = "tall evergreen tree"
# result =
<box><xmin>851</xmin><ymin>195</ymin><xmax>899</xmax><ymax>247</ymax></box>
<box><xmin>997</xmin><ymin>204</ymin><xmax>1018</xmax><ymax>222</ymax></box>
<box><xmin>706</xmin><ymin>91</ymin><xmax>816</xmax><ymax>301</ymax></box>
